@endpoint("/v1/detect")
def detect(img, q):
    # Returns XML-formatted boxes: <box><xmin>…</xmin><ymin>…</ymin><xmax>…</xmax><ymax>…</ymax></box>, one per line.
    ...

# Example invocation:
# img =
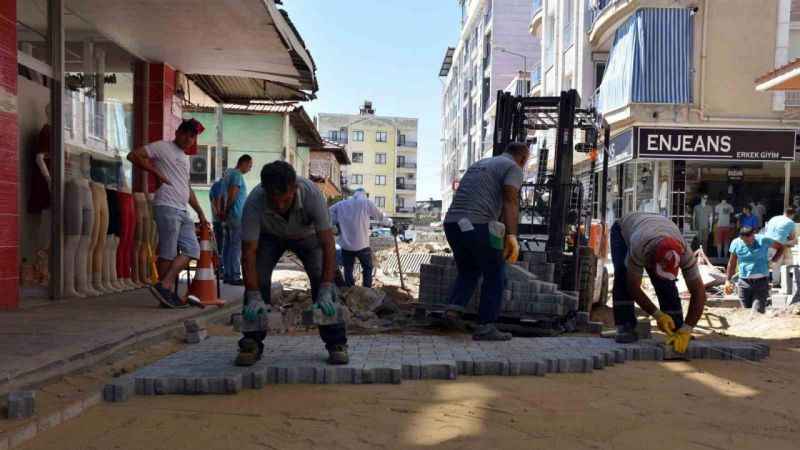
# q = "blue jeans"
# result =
<box><xmin>610</xmin><ymin>221</ymin><xmax>684</xmax><ymax>329</ymax></box>
<box><xmin>223</xmin><ymin>219</ymin><xmax>242</xmax><ymax>281</ymax></box>
<box><xmin>444</xmin><ymin>222</ymin><xmax>506</xmax><ymax>324</ymax></box>
<box><xmin>212</xmin><ymin>220</ymin><xmax>225</xmax><ymax>271</ymax></box>
<box><xmin>342</xmin><ymin>247</ymin><xmax>374</xmax><ymax>288</ymax></box>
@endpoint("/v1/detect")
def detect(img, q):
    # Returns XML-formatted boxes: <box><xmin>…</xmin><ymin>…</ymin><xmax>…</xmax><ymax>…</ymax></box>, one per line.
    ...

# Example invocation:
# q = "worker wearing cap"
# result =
<box><xmin>764</xmin><ymin>207</ymin><xmax>797</xmax><ymax>287</ymax></box>
<box><xmin>725</xmin><ymin>227</ymin><xmax>775</xmax><ymax>314</ymax></box>
<box><xmin>610</xmin><ymin>213</ymin><xmax>707</xmax><ymax>353</ymax></box>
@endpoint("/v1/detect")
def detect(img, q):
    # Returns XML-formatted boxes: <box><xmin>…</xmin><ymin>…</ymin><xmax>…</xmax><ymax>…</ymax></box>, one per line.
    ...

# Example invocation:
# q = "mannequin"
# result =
<box><xmin>693</xmin><ymin>195</ymin><xmax>713</xmax><ymax>250</ymax></box>
<box><xmin>63</xmin><ymin>162</ymin><xmax>84</xmax><ymax>298</ymax></box>
<box><xmin>104</xmin><ymin>173</ymin><xmax>124</xmax><ymax>291</ymax></box>
<box><xmin>74</xmin><ymin>152</ymin><xmax>100</xmax><ymax>297</ymax></box>
<box><xmin>116</xmin><ymin>172</ymin><xmax>137</xmax><ymax>289</ymax></box>
<box><xmin>29</xmin><ymin>106</ymin><xmax>52</xmax><ymax>284</ymax></box>
<box><xmin>749</xmin><ymin>201</ymin><xmax>762</xmax><ymax>229</ymax></box>
<box><xmin>714</xmin><ymin>199</ymin><xmax>734</xmax><ymax>258</ymax></box>
<box><xmin>89</xmin><ymin>179</ymin><xmax>110</xmax><ymax>293</ymax></box>
<box><xmin>133</xmin><ymin>192</ymin><xmax>149</xmax><ymax>285</ymax></box>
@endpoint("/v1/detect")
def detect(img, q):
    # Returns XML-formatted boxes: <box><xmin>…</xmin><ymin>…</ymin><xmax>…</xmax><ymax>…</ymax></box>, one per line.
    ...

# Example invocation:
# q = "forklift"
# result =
<box><xmin>493</xmin><ymin>89</ymin><xmax>612</xmax><ymax>315</ymax></box>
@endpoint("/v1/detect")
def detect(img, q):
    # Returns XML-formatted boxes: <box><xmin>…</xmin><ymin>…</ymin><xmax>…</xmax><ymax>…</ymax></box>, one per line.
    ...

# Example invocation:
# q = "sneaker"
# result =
<box><xmin>614</xmin><ymin>325</ymin><xmax>639</xmax><ymax>344</ymax></box>
<box><xmin>149</xmin><ymin>283</ymin><xmax>188</xmax><ymax>309</ymax></box>
<box><xmin>327</xmin><ymin>344</ymin><xmax>349</xmax><ymax>365</ymax></box>
<box><xmin>235</xmin><ymin>338</ymin><xmax>262</xmax><ymax>367</ymax></box>
<box><xmin>472</xmin><ymin>323</ymin><xmax>512</xmax><ymax>341</ymax></box>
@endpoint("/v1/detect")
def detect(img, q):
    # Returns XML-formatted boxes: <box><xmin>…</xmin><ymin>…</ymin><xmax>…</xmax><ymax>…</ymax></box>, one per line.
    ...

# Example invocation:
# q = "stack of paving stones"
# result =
<box><xmin>419</xmin><ymin>252</ymin><xmax>577</xmax><ymax>318</ymax></box>
<box><xmin>101</xmin><ymin>335</ymin><xmax>769</xmax><ymax>401</ymax></box>
<box><xmin>4</xmin><ymin>391</ymin><xmax>35</xmax><ymax>419</ymax></box>
<box><xmin>184</xmin><ymin>320</ymin><xmax>208</xmax><ymax>344</ymax></box>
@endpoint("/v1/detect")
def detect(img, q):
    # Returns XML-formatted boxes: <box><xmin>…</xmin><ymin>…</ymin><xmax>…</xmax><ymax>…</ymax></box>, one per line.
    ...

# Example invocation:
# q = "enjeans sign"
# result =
<box><xmin>636</xmin><ymin>127</ymin><xmax>796</xmax><ymax>161</ymax></box>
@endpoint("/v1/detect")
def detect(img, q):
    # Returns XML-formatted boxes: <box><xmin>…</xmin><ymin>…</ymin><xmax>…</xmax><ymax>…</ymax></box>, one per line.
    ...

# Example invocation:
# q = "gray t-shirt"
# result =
<box><xmin>145</xmin><ymin>140</ymin><xmax>190</xmax><ymax>210</ymax></box>
<box><xmin>242</xmin><ymin>176</ymin><xmax>333</xmax><ymax>241</ymax></box>
<box><xmin>620</xmin><ymin>213</ymin><xmax>700</xmax><ymax>281</ymax></box>
<box><xmin>445</xmin><ymin>153</ymin><xmax>524</xmax><ymax>224</ymax></box>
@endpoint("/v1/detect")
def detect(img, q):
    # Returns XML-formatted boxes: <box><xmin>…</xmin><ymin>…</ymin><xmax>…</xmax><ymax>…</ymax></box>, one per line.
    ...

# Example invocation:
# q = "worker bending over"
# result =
<box><xmin>330</xmin><ymin>188</ymin><xmax>392</xmax><ymax>288</ymax></box>
<box><xmin>443</xmin><ymin>142</ymin><xmax>527</xmax><ymax>341</ymax></box>
<box><xmin>611</xmin><ymin>213</ymin><xmax>707</xmax><ymax>353</ymax></box>
<box><xmin>236</xmin><ymin>161</ymin><xmax>347</xmax><ymax>366</ymax></box>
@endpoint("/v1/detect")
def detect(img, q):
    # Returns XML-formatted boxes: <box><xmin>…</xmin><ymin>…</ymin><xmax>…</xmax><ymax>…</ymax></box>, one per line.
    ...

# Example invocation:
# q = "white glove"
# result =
<box><xmin>316</xmin><ymin>282</ymin><xmax>338</xmax><ymax>317</ymax></box>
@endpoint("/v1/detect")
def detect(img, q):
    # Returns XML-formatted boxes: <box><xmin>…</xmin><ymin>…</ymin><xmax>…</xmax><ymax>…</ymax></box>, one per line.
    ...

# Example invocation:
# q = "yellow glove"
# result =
<box><xmin>724</xmin><ymin>281</ymin><xmax>734</xmax><ymax>295</ymax></box>
<box><xmin>503</xmin><ymin>234</ymin><xmax>519</xmax><ymax>264</ymax></box>
<box><xmin>653</xmin><ymin>310</ymin><xmax>676</xmax><ymax>335</ymax></box>
<box><xmin>666</xmin><ymin>325</ymin><xmax>693</xmax><ymax>353</ymax></box>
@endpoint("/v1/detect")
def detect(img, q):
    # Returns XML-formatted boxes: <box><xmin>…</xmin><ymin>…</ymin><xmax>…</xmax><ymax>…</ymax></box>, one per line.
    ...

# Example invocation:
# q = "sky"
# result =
<box><xmin>286</xmin><ymin>1</ymin><xmax>462</xmax><ymax>201</ymax></box>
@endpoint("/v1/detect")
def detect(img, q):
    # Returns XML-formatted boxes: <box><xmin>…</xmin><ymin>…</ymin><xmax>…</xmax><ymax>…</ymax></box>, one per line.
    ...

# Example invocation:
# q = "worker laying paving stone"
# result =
<box><xmin>103</xmin><ymin>335</ymin><xmax>769</xmax><ymax>400</ymax></box>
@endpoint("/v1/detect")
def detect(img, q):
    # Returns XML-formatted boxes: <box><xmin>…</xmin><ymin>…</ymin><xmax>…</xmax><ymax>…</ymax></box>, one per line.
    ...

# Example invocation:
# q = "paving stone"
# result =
<box><xmin>120</xmin><ymin>336</ymin><xmax>769</xmax><ymax>396</ymax></box>
<box><xmin>6</xmin><ymin>391</ymin><xmax>35</xmax><ymax>419</ymax></box>
<box><xmin>184</xmin><ymin>320</ymin><xmax>201</xmax><ymax>333</ymax></box>
<box><xmin>186</xmin><ymin>329</ymin><xmax>208</xmax><ymax>344</ymax></box>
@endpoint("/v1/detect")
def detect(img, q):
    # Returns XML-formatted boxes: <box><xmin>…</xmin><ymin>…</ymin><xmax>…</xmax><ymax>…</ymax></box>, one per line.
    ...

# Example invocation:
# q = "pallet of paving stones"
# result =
<box><xmin>101</xmin><ymin>335</ymin><xmax>770</xmax><ymax>401</ymax></box>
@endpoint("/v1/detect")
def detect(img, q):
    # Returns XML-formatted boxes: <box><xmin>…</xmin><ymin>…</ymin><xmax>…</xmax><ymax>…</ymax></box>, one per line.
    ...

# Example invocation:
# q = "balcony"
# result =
<box><xmin>395</xmin><ymin>207</ymin><xmax>414</xmax><ymax>214</ymax></box>
<box><xmin>398</xmin><ymin>140</ymin><xmax>418</xmax><ymax>148</ymax></box>
<box><xmin>530</xmin><ymin>0</ymin><xmax>544</xmax><ymax>35</ymax></box>
<box><xmin>396</xmin><ymin>162</ymin><xmax>417</xmax><ymax>169</ymax></box>
<box><xmin>588</xmin><ymin>0</ymin><xmax>637</xmax><ymax>47</ymax></box>
<box><xmin>396</xmin><ymin>183</ymin><xmax>417</xmax><ymax>191</ymax></box>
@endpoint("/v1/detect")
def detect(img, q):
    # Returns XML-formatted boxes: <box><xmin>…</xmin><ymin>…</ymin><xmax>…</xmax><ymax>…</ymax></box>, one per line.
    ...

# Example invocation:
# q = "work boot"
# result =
<box><xmin>614</xmin><ymin>325</ymin><xmax>639</xmax><ymax>344</ymax></box>
<box><xmin>443</xmin><ymin>306</ymin><xmax>467</xmax><ymax>331</ymax></box>
<box><xmin>235</xmin><ymin>338</ymin><xmax>262</xmax><ymax>367</ymax></box>
<box><xmin>472</xmin><ymin>323</ymin><xmax>512</xmax><ymax>341</ymax></box>
<box><xmin>327</xmin><ymin>345</ymin><xmax>349</xmax><ymax>365</ymax></box>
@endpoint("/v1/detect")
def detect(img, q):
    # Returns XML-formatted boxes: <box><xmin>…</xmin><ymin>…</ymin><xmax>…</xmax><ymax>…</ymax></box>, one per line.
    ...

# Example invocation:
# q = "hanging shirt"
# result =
<box><xmin>715</xmin><ymin>202</ymin><xmax>733</xmax><ymax>227</ymax></box>
<box><xmin>765</xmin><ymin>215</ymin><xmax>797</xmax><ymax>244</ymax></box>
<box><xmin>330</xmin><ymin>191</ymin><xmax>390</xmax><ymax>251</ymax></box>
<box><xmin>145</xmin><ymin>140</ymin><xmax>190</xmax><ymax>210</ymax></box>
<box><xmin>729</xmin><ymin>235</ymin><xmax>775</xmax><ymax>279</ymax></box>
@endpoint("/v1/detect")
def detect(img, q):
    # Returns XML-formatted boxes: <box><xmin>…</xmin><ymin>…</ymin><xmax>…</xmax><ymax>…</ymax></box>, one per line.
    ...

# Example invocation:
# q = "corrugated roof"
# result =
<box><xmin>313</xmin><ymin>138</ymin><xmax>351</xmax><ymax>165</ymax></box>
<box><xmin>755</xmin><ymin>58</ymin><xmax>800</xmax><ymax>84</ymax></box>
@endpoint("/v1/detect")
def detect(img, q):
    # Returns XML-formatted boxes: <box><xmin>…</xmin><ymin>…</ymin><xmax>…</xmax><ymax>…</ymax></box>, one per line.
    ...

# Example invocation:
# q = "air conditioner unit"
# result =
<box><xmin>190</xmin><ymin>155</ymin><xmax>208</xmax><ymax>176</ymax></box>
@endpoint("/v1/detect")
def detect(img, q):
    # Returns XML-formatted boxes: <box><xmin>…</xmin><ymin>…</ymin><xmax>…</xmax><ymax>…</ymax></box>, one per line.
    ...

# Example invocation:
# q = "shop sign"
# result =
<box><xmin>727</xmin><ymin>167</ymin><xmax>743</xmax><ymax>181</ymax></box>
<box><xmin>605</xmin><ymin>129</ymin><xmax>634</xmax><ymax>167</ymax></box>
<box><xmin>636</xmin><ymin>127</ymin><xmax>796</xmax><ymax>161</ymax></box>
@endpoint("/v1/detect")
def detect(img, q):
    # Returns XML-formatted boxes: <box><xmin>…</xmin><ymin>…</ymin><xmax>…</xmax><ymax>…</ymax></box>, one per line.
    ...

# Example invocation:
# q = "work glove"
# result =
<box><xmin>653</xmin><ymin>309</ymin><xmax>677</xmax><ymax>335</ymax></box>
<box><xmin>724</xmin><ymin>281</ymin><xmax>735</xmax><ymax>296</ymax></box>
<box><xmin>243</xmin><ymin>290</ymin><xmax>268</xmax><ymax>322</ymax></box>
<box><xmin>503</xmin><ymin>234</ymin><xmax>520</xmax><ymax>264</ymax></box>
<box><xmin>666</xmin><ymin>325</ymin><xmax>693</xmax><ymax>353</ymax></box>
<box><xmin>316</xmin><ymin>282</ymin><xmax>338</xmax><ymax>317</ymax></box>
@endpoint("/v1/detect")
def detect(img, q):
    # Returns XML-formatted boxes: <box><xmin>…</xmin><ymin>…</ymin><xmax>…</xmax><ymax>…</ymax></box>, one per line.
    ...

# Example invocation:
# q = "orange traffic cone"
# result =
<box><xmin>186</xmin><ymin>225</ymin><xmax>225</xmax><ymax>308</ymax></box>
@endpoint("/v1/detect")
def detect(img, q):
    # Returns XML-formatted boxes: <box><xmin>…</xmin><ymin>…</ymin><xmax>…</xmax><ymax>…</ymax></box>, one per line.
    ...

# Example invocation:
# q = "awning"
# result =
<box><xmin>755</xmin><ymin>58</ymin><xmax>800</xmax><ymax>91</ymax></box>
<box><xmin>596</xmin><ymin>8</ymin><xmax>693</xmax><ymax>114</ymax></box>
<box><xmin>64</xmin><ymin>0</ymin><xmax>318</xmax><ymax>102</ymax></box>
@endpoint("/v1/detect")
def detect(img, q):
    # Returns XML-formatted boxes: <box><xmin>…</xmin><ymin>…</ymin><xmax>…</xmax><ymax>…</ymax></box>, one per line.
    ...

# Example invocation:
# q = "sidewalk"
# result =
<box><xmin>0</xmin><ymin>284</ymin><xmax>244</xmax><ymax>395</ymax></box>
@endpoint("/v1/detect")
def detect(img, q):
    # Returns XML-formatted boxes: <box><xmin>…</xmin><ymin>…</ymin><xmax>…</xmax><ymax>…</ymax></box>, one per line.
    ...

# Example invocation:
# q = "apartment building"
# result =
<box><xmin>581</xmin><ymin>0</ymin><xmax>799</xmax><ymax>243</ymax></box>
<box><xmin>317</xmin><ymin>102</ymin><xmax>419</xmax><ymax>221</ymax></box>
<box><xmin>439</xmin><ymin>0</ymin><xmax>540</xmax><ymax>213</ymax></box>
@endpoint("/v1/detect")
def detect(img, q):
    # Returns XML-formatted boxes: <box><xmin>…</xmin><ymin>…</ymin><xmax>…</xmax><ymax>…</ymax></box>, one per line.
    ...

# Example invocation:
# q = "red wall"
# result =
<box><xmin>0</xmin><ymin>0</ymin><xmax>18</xmax><ymax>310</ymax></box>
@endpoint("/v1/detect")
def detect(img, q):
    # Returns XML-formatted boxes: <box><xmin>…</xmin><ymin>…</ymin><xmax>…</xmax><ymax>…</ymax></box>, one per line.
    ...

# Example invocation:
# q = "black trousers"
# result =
<box><xmin>239</xmin><ymin>233</ymin><xmax>347</xmax><ymax>352</ymax></box>
<box><xmin>738</xmin><ymin>277</ymin><xmax>769</xmax><ymax>313</ymax></box>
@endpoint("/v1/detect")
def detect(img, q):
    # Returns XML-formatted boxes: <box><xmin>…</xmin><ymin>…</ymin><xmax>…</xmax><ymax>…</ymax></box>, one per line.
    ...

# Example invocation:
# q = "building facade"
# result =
<box><xmin>317</xmin><ymin>102</ymin><xmax>418</xmax><ymax>221</ymax></box>
<box><xmin>309</xmin><ymin>139</ymin><xmax>350</xmax><ymax>199</ymax></box>
<box><xmin>439</xmin><ymin>0</ymin><xmax>541</xmax><ymax>214</ymax></box>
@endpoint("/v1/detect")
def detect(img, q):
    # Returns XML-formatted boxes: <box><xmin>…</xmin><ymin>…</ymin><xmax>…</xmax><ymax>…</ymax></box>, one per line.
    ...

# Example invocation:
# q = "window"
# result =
<box><xmin>398</xmin><ymin>134</ymin><xmax>406</xmax><ymax>146</ymax></box>
<box><xmin>352</xmin><ymin>152</ymin><xmax>364</xmax><ymax>163</ymax></box>
<box><xmin>397</xmin><ymin>196</ymin><xmax>405</xmax><ymax>208</ymax></box>
<box><xmin>376</xmin><ymin>175</ymin><xmax>387</xmax><ymax>185</ymax></box>
<box><xmin>397</xmin><ymin>155</ymin><xmax>406</xmax><ymax>167</ymax></box>
<box><xmin>397</xmin><ymin>176</ymin><xmax>405</xmax><ymax>188</ymax></box>
<box><xmin>375</xmin><ymin>153</ymin><xmax>387</xmax><ymax>164</ymax></box>
<box><xmin>190</xmin><ymin>145</ymin><xmax>229</xmax><ymax>185</ymax></box>
<box><xmin>353</xmin><ymin>130</ymin><xmax>364</xmax><ymax>142</ymax></box>
<box><xmin>328</xmin><ymin>130</ymin><xmax>339</xmax><ymax>141</ymax></box>
<box><xmin>563</xmin><ymin>0</ymin><xmax>574</xmax><ymax>49</ymax></box>
<box><xmin>375</xmin><ymin>196</ymin><xmax>386</xmax><ymax>208</ymax></box>
<box><xmin>594</xmin><ymin>61</ymin><xmax>607</xmax><ymax>90</ymax></box>
<box><xmin>376</xmin><ymin>131</ymin><xmax>388</xmax><ymax>142</ymax></box>
<box><xmin>352</xmin><ymin>174</ymin><xmax>363</xmax><ymax>185</ymax></box>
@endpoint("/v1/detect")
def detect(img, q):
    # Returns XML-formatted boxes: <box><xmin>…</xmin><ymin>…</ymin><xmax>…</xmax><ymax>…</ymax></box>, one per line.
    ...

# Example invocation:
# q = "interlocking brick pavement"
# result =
<box><xmin>103</xmin><ymin>335</ymin><xmax>770</xmax><ymax>401</ymax></box>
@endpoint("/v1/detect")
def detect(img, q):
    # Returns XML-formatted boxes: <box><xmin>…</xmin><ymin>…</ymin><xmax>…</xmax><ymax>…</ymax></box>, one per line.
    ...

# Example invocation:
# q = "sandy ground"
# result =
<box><xmin>10</xmin><ymin>264</ymin><xmax>800</xmax><ymax>450</ymax></box>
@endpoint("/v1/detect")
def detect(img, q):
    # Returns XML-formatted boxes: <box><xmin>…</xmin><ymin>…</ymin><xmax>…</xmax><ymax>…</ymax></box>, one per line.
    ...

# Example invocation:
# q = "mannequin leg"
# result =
<box><xmin>62</xmin><ymin>181</ymin><xmax>83</xmax><ymax>298</ymax></box>
<box><xmin>117</xmin><ymin>193</ymin><xmax>134</xmax><ymax>289</ymax></box>
<box><xmin>107</xmin><ymin>236</ymin><xmax>123</xmax><ymax>290</ymax></box>
<box><xmin>63</xmin><ymin>235</ymin><xmax>83</xmax><ymax>298</ymax></box>
<box><xmin>76</xmin><ymin>183</ymin><xmax>99</xmax><ymax>296</ymax></box>
<box><xmin>90</xmin><ymin>184</ymin><xmax>110</xmax><ymax>293</ymax></box>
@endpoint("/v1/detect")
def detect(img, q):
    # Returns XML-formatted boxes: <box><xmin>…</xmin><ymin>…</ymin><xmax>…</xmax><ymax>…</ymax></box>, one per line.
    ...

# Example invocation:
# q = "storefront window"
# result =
<box><xmin>635</xmin><ymin>160</ymin><xmax>655</xmax><ymax>213</ymax></box>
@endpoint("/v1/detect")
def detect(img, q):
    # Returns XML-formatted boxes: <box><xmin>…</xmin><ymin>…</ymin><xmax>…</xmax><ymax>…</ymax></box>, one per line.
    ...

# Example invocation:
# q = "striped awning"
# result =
<box><xmin>596</xmin><ymin>8</ymin><xmax>693</xmax><ymax>114</ymax></box>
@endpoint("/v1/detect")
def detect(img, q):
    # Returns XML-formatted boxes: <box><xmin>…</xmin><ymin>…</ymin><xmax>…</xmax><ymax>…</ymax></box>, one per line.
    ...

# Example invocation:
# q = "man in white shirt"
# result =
<box><xmin>127</xmin><ymin>119</ymin><xmax>210</xmax><ymax>308</ymax></box>
<box><xmin>329</xmin><ymin>189</ymin><xmax>391</xmax><ymax>288</ymax></box>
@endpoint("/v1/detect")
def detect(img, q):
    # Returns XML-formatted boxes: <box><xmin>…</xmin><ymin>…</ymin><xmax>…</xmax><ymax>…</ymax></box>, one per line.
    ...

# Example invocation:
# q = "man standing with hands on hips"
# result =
<box><xmin>442</xmin><ymin>142</ymin><xmax>526</xmax><ymax>341</ymax></box>
<box><xmin>127</xmin><ymin>119</ymin><xmax>209</xmax><ymax>309</ymax></box>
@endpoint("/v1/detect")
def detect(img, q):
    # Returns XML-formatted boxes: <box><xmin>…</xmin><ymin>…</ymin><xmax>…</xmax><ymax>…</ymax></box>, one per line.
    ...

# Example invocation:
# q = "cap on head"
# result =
<box><xmin>177</xmin><ymin>118</ymin><xmax>205</xmax><ymax>136</ymax></box>
<box><xmin>739</xmin><ymin>226</ymin><xmax>754</xmax><ymax>237</ymax></box>
<box><xmin>654</xmin><ymin>237</ymin><xmax>683</xmax><ymax>281</ymax></box>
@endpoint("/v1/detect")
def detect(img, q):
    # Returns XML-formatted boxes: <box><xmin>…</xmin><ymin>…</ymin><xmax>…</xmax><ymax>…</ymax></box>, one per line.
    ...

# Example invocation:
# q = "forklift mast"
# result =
<box><xmin>493</xmin><ymin>89</ymin><xmax>601</xmax><ymax>291</ymax></box>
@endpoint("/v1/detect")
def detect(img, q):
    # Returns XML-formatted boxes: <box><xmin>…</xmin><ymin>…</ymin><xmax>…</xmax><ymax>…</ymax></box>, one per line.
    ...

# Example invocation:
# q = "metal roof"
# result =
<box><xmin>439</xmin><ymin>47</ymin><xmax>455</xmax><ymax>77</ymax></box>
<box><xmin>313</xmin><ymin>139</ymin><xmax>351</xmax><ymax>165</ymax></box>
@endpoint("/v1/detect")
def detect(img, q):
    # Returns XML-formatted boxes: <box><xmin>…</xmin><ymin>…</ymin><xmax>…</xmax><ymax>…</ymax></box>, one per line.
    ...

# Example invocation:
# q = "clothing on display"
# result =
<box><xmin>116</xmin><ymin>191</ymin><xmax>135</xmax><ymax>282</ymax></box>
<box><xmin>693</xmin><ymin>199</ymin><xmax>713</xmax><ymax>250</ymax></box>
<box><xmin>28</xmin><ymin>124</ymin><xmax>52</xmax><ymax>214</ymax></box>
